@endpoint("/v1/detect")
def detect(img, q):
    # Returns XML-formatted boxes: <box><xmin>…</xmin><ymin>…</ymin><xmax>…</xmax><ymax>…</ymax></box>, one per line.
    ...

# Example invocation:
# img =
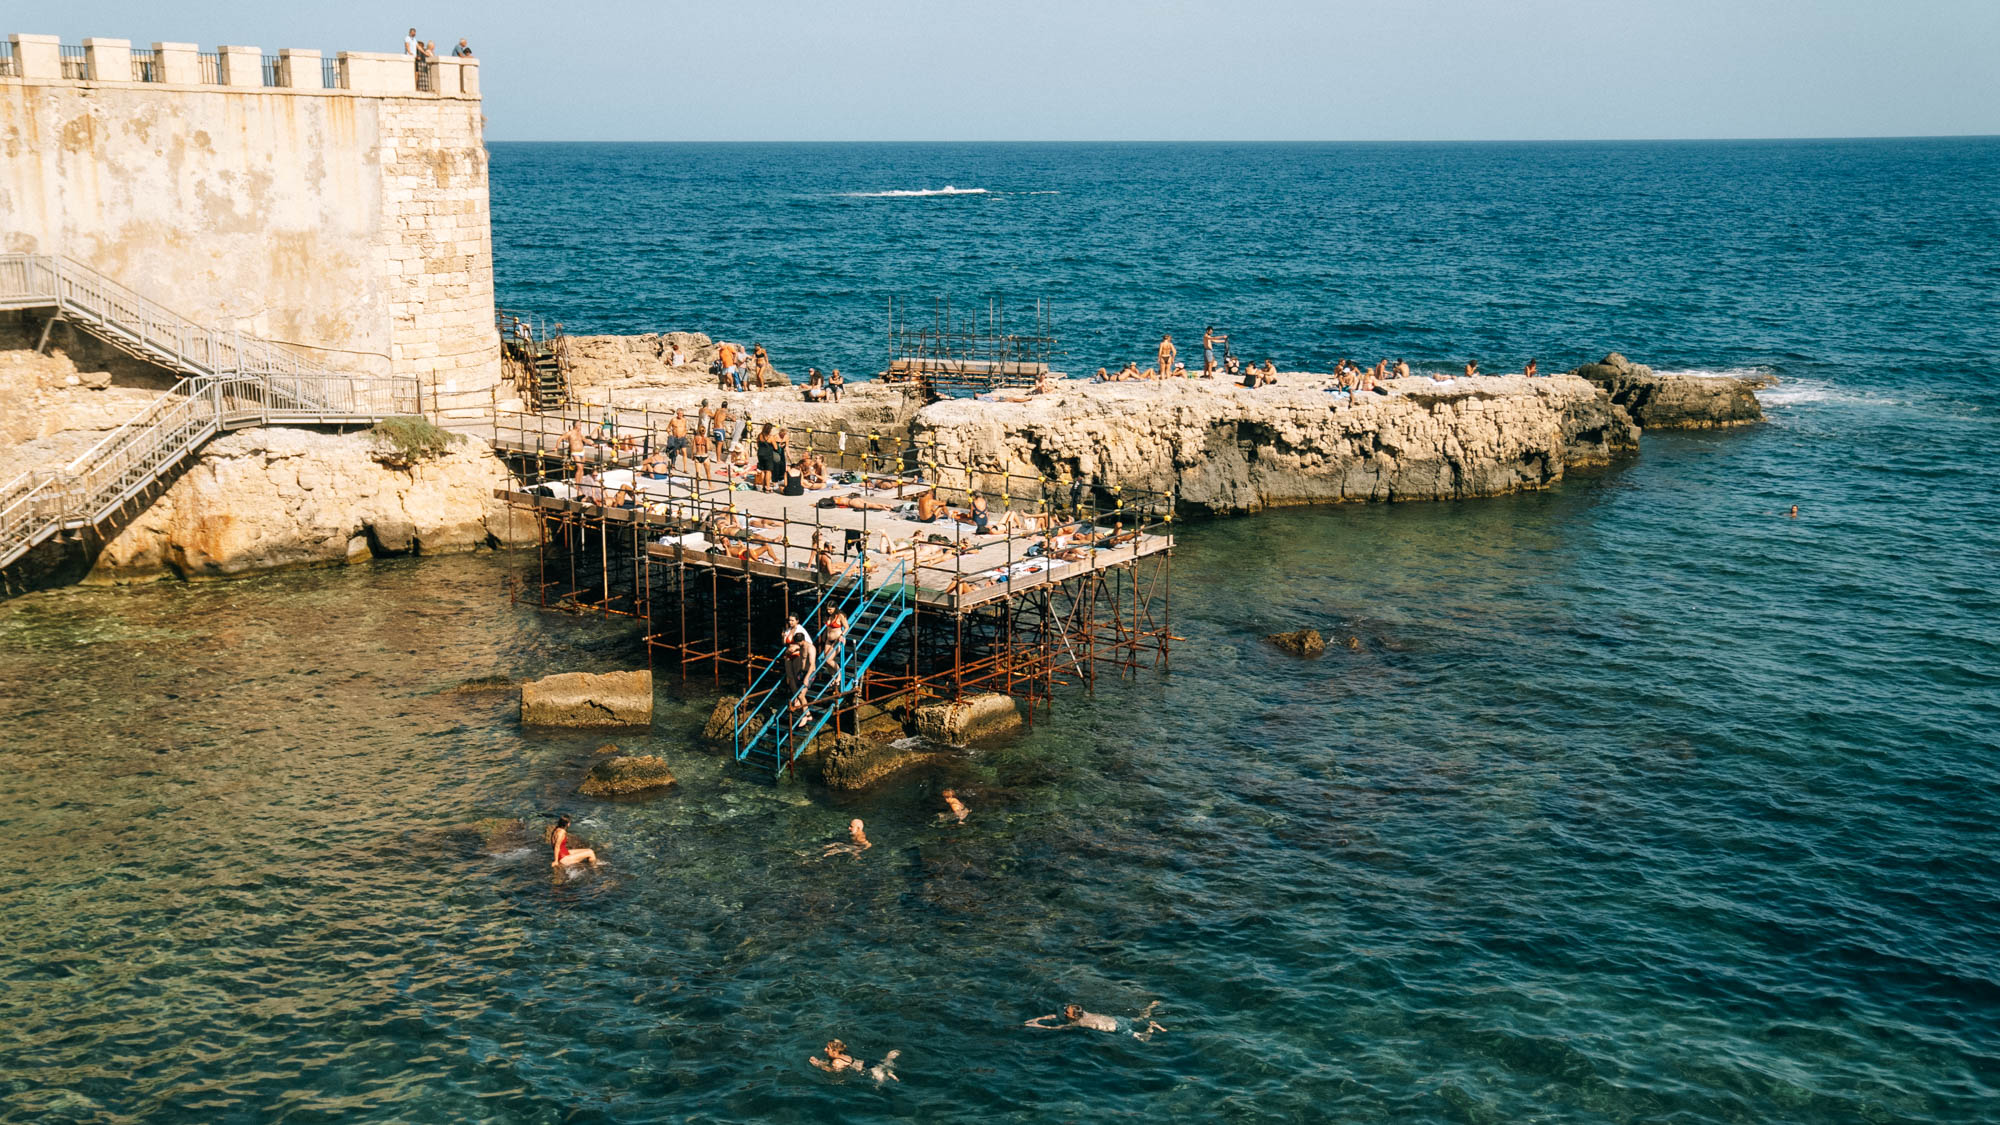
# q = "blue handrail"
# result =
<box><xmin>730</xmin><ymin>556</ymin><xmax>869</xmax><ymax>756</ymax></box>
<box><xmin>736</xmin><ymin>561</ymin><xmax>912</xmax><ymax>773</ymax></box>
<box><xmin>737</xmin><ymin>560</ymin><xmax>902</xmax><ymax>756</ymax></box>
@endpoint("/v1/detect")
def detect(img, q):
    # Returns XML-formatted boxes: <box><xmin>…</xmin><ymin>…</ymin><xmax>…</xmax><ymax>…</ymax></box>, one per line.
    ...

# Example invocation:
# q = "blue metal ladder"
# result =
<box><xmin>731</xmin><ymin>561</ymin><xmax>914</xmax><ymax>777</ymax></box>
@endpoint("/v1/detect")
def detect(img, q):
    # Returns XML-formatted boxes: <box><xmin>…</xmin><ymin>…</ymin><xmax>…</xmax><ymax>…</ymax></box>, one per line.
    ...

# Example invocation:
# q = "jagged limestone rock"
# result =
<box><xmin>520</xmin><ymin>670</ymin><xmax>654</xmax><ymax>727</ymax></box>
<box><xmin>912</xmin><ymin>694</ymin><xmax>1023</xmax><ymax>745</ymax></box>
<box><xmin>910</xmin><ymin>373</ymin><xmax>1643</xmax><ymax>515</ymax></box>
<box><xmin>814</xmin><ymin>734</ymin><xmax>951</xmax><ymax>791</ymax></box>
<box><xmin>87</xmin><ymin>427</ymin><xmax>534</xmax><ymax>582</ymax></box>
<box><xmin>1568</xmin><ymin>353</ymin><xmax>1765</xmax><ymax>429</ymax></box>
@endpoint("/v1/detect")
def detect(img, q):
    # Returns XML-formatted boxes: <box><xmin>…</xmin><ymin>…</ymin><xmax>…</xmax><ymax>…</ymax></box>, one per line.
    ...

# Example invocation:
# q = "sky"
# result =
<box><xmin>24</xmin><ymin>1</ymin><xmax>2000</xmax><ymax>141</ymax></box>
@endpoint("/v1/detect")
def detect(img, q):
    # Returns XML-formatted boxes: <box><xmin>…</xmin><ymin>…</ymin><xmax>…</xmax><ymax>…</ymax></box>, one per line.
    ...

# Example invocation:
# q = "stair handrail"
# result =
<box><xmin>736</xmin><ymin>560</ymin><xmax>911</xmax><ymax>769</ymax></box>
<box><xmin>770</xmin><ymin>580</ymin><xmax>915</xmax><ymax>770</ymax></box>
<box><xmin>729</xmin><ymin>557</ymin><xmax>868</xmax><ymax>757</ymax></box>
<box><xmin>0</xmin><ymin>253</ymin><xmax>340</xmax><ymax>383</ymax></box>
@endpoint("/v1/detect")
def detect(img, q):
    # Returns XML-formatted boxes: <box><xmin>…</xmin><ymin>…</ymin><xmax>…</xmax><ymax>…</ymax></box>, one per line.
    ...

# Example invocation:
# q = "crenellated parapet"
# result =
<box><xmin>1</xmin><ymin>30</ymin><xmax>500</xmax><ymax>418</ymax></box>
<box><xmin>1</xmin><ymin>33</ymin><xmax>478</xmax><ymax>97</ymax></box>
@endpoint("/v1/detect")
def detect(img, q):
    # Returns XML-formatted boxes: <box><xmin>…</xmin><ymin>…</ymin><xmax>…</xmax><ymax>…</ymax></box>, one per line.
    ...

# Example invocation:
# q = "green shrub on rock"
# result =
<box><xmin>368</xmin><ymin>416</ymin><xmax>464</xmax><ymax>468</ymax></box>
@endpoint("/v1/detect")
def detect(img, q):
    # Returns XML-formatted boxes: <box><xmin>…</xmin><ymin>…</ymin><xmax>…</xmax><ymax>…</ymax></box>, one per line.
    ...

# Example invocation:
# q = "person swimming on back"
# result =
<box><xmin>548</xmin><ymin>815</ymin><xmax>601</xmax><ymax>870</ymax></box>
<box><xmin>1024</xmin><ymin>1000</ymin><xmax>1166</xmax><ymax>1040</ymax></box>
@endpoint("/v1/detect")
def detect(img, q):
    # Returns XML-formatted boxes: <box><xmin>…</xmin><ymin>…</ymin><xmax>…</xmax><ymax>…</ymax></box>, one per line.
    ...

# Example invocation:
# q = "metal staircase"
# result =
<box><xmin>731</xmin><ymin>561</ymin><xmax>915</xmax><ymax>777</ymax></box>
<box><xmin>0</xmin><ymin>253</ymin><xmax>420</xmax><ymax>572</ymax></box>
<box><xmin>497</xmin><ymin>309</ymin><xmax>569</xmax><ymax>410</ymax></box>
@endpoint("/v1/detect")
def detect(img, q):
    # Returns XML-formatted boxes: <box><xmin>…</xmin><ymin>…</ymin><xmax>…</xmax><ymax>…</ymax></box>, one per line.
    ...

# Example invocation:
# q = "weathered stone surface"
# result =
<box><xmin>1569</xmin><ymin>353</ymin><xmax>1765</xmax><ymax>430</ymax></box>
<box><xmin>86</xmin><ymin>427</ymin><xmax>535</xmax><ymax>582</ymax></box>
<box><xmin>521</xmin><ymin>670</ymin><xmax>654</xmax><ymax>727</ymax></box>
<box><xmin>814</xmin><ymin>734</ymin><xmax>952</xmax><ymax>791</ymax></box>
<box><xmin>578</xmin><ymin>755</ymin><xmax>678</xmax><ymax>797</ymax></box>
<box><xmin>700</xmin><ymin>695</ymin><xmax>743</xmax><ymax>745</ymax></box>
<box><xmin>2</xmin><ymin>78</ymin><xmax>502</xmax><ymax>415</ymax></box>
<box><xmin>1267</xmin><ymin>629</ymin><xmax>1327</xmax><ymax>657</ymax></box>
<box><xmin>913</xmin><ymin>693</ymin><xmax>1023</xmax><ymax>744</ymax></box>
<box><xmin>911</xmin><ymin>373</ymin><xmax>1641</xmax><ymax>515</ymax></box>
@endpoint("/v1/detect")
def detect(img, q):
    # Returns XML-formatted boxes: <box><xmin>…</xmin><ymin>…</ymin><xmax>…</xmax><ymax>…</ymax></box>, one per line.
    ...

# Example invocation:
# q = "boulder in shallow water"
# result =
<box><xmin>912</xmin><ymin>693</ymin><xmax>1022</xmax><ymax>745</ymax></box>
<box><xmin>521</xmin><ymin>669</ymin><xmax>654</xmax><ymax>727</ymax></box>
<box><xmin>578</xmin><ymin>755</ymin><xmax>678</xmax><ymax>797</ymax></box>
<box><xmin>1267</xmin><ymin>629</ymin><xmax>1327</xmax><ymax>657</ymax></box>
<box><xmin>700</xmin><ymin>695</ymin><xmax>742</xmax><ymax>745</ymax></box>
<box><xmin>814</xmin><ymin>734</ymin><xmax>952</xmax><ymax>791</ymax></box>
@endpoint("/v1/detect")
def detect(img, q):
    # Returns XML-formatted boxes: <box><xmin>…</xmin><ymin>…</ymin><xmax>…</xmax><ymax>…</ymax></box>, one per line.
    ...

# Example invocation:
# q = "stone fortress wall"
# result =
<box><xmin>0</xmin><ymin>32</ymin><xmax>499</xmax><ymax>415</ymax></box>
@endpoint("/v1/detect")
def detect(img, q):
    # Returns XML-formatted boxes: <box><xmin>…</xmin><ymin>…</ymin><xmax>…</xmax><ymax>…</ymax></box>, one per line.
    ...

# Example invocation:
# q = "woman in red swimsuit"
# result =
<box><xmin>549</xmin><ymin>815</ymin><xmax>600</xmax><ymax>870</ymax></box>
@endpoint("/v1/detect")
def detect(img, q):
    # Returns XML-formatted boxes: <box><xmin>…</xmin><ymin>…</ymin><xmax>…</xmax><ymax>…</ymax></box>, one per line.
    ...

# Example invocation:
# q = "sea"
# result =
<box><xmin>1</xmin><ymin>140</ymin><xmax>1996</xmax><ymax>1123</ymax></box>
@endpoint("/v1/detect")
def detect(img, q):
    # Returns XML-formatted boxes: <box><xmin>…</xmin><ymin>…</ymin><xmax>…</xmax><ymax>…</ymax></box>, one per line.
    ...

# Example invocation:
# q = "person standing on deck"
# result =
<box><xmin>1157</xmin><ymin>334</ymin><xmax>1176</xmax><ymax>376</ymax></box>
<box><xmin>404</xmin><ymin>28</ymin><xmax>419</xmax><ymax>55</ymax></box>
<box><xmin>1202</xmin><ymin>327</ymin><xmax>1227</xmax><ymax>378</ymax></box>
<box><xmin>666</xmin><ymin>409</ymin><xmax>690</xmax><ymax>471</ymax></box>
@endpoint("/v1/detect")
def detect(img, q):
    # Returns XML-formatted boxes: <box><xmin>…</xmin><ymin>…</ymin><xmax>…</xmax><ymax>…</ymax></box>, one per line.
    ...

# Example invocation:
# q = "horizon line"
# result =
<box><xmin>484</xmin><ymin>133</ymin><xmax>2000</xmax><ymax>145</ymax></box>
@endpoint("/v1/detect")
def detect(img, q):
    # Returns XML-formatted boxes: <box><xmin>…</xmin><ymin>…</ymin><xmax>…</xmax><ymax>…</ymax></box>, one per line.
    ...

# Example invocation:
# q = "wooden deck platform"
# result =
<box><xmin>500</xmin><ymin>467</ymin><xmax>1168</xmax><ymax>612</ymax></box>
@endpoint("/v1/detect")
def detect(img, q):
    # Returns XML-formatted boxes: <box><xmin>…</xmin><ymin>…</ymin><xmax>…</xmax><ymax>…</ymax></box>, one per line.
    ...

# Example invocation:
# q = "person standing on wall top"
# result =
<box><xmin>452</xmin><ymin>38</ymin><xmax>474</xmax><ymax>58</ymax></box>
<box><xmin>405</xmin><ymin>28</ymin><xmax>419</xmax><ymax>55</ymax></box>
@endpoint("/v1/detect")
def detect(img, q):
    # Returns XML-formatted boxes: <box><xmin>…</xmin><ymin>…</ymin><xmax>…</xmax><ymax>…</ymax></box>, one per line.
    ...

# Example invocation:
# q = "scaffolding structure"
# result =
<box><xmin>491</xmin><ymin>400</ymin><xmax>1172</xmax><ymax>771</ymax></box>
<box><xmin>878</xmin><ymin>296</ymin><xmax>1062</xmax><ymax>397</ymax></box>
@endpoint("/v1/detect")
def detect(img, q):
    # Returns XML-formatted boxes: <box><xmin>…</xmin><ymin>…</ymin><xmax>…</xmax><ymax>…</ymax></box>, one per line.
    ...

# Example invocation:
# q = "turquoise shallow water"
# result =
<box><xmin>2</xmin><ymin>140</ymin><xmax>1998</xmax><ymax>1121</ymax></box>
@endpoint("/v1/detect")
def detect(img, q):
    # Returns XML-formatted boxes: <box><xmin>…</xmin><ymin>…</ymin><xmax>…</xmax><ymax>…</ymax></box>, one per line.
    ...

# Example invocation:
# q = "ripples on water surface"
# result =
<box><xmin>3</xmin><ymin>140</ymin><xmax>1999</xmax><ymax>1121</ymax></box>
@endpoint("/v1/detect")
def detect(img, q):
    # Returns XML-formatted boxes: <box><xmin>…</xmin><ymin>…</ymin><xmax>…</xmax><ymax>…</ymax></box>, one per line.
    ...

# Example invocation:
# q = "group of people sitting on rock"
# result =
<box><xmin>801</xmin><ymin>368</ymin><xmax>845</xmax><ymax>403</ymax></box>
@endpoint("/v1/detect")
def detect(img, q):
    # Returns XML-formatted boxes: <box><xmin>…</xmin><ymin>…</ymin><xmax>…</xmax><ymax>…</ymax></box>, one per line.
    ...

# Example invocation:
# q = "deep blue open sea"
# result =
<box><xmin>2</xmin><ymin>141</ymin><xmax>1997</xmax><ymax>1122</ymax></box>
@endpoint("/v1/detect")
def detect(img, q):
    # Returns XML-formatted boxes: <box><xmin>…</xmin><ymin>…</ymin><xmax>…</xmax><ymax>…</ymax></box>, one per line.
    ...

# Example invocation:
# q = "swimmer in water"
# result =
<box><xmin>1788</xmin><ymin>505</ymin><xmax>1799</xmax><ymax>518</ymax></box>
<box><xmin>548</xmin><ymin>815</ymin><xmax>600</xmax><ymax>870</ymax></box>
<box><xmin>809</xmin><ymin>1040</ymin><xmax>901</xmax><ymax>1082</ymax></box>
<box><xmin>822</xmin><ymin>818</ymin><xmax>871</xmax><ymax>858</ymax></box>
<box><xmin>1025</xmin><ymin>1000</ymin><xmax>1166</xmax><ymax>1040</ymax></box>
<box><xmin>868</xmin><ymin>1050</ymin><xmax>902</xmax><ymax>1084</ymax></box>
<box><xmin>941</xmin><ymin>788</ymin><xmax>969</xmax><ymax>823</ymax></box>
<box><xmin>809</xmin><ymin>1039</ymin><xmax>864</xmax><ymax>1074</ymax></box>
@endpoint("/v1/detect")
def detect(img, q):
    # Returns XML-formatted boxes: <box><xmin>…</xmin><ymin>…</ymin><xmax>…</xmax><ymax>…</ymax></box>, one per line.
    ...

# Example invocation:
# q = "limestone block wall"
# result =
<box><xmin>0</xmin><ymin>32</ymin><xmax>498</xmax><ymax>416</ymax></box>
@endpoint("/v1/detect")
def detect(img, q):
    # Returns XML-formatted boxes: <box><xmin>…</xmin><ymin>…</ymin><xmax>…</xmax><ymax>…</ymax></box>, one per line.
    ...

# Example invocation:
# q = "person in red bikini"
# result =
<box><xmin>549</xmin><ymin>815</ymin><xmax>600</xmax><ymax>870</ymax></box>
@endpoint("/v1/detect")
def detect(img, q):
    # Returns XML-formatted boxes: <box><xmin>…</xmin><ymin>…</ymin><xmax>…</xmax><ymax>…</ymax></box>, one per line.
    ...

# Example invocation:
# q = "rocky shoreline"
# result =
<box><xmin>4</xmin><ymin>328</ymin><xmax>1766</xmax><ymax>582</ymax></box>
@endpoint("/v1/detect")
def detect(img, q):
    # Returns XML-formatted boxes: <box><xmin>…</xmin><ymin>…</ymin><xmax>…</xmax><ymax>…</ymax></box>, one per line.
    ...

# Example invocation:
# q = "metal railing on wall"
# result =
<box><xmin>322</xmin><ymin>56</ymin><xmax>342</xmax><ymax>89</ymax></box>
<box><xmin>415</xmin><ymin>61</ymin><xmax>436</xmax><ymax>92</ymax></box>
<box><xmin>197</xmin><ymin>51</ymin><xmax>220</xmax><ymax>83</ymax></box>
<box><xmin>260</xmin><ymin>53</ymin><xmax>280</xmax><ymax>87</ymax></box>
<box><xmin>59</xmin><ymin>43</ymin><xmax>87</xmax><ymax>79</ymax></box>
<box><xmin>129</xmin><ymin>48</ymin><xmax>160</xmax><ymax>82</ymax></box>
<box><xmin>0</xmin><ymin>40</ymin><xmax>19</xmax><ymax>78</ymax></box>
<box><xmin>0</xmin><ymin>253</ymin><xmax>422</xmax><ymax>571</ymax></box>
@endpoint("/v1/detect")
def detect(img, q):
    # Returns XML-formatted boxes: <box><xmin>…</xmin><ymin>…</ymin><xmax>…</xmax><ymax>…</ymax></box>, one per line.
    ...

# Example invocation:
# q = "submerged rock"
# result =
<box><xmin>578</xmin><ymin>754</ymin><xmax>678</xmax><ymax>797</ymax></box>
<box><xmin>521</xmin><ymin>670</ymin><xmax>654</xmax><ymax>727</ymax></box>
<box><xmin>451</xmin><ymin>675</ymin><xmax>519</xmax><ymax>694</ymax></box>
<box><xmin>912</xmin><ymin>693</ymin><xmax>1022</xmax><ymax>745</ymax></box>
<box><xmin>814</xmin><ymin>734</ymin><xmax>951</xmax><ymax>791</ymax></box>
<box><xmin>1267</xmin><ymin>629</ymin><xmax>1327</xmax><ymax>657</ymax></box>
<box><xmin>1569</xmin><ymin>353</ymin><xmax>1764</xmax><ymax>430</ymax></box>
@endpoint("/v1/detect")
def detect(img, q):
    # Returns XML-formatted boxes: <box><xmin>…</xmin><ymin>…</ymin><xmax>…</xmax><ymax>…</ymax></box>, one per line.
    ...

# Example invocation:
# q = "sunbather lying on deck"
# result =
<box><xmin>821</xmin><ymin>493</ymin><xmax>897</xmax><ymax>511</ymax></box>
